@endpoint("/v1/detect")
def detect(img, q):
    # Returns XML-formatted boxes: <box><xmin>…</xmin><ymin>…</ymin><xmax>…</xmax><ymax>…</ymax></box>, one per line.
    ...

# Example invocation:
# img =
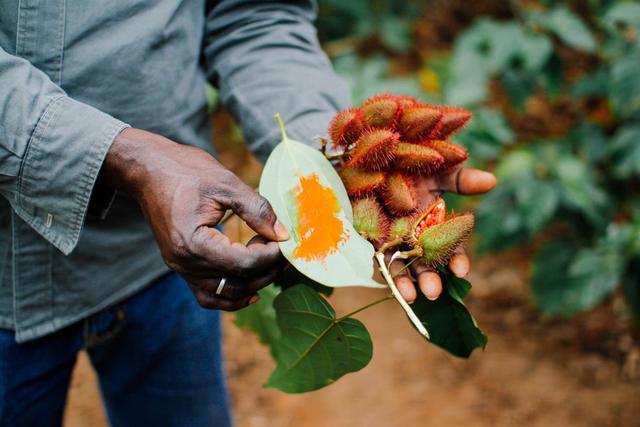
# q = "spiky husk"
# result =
<box><xmin>398</xmin><ymin>105</ymin><xmax>443</xmax><ymax>141</ymax></box>
<box><xmin>394</xmin><ymin>142</ymin><xmax>445</xmax><ymax>174</ymax></box>
<box><xmin>431</xmin><ymin>107</ymin><xmax>472</xmax><ymax>140</ymax></box>
<box><xmin>382</xmin><ymin>173</ymin><xmax>418</xmax><ymax>214</ymax></box>
<box><xmin>389</xmin><ymin>216</ymin><xmax>412</xmax><ymax>240</ymax></box>
<box><xmin>361</xmin><ymin>94</ymin><xmax>400</xmax><ymax>129</ymax></box>
<box><xmin>394</xmin><ymin>95</ymin><xmax>418</xmax><ymax>109</ymax></box>
<box><xmin>352</xmin><ymin>197</ymin><xmax>389</xmax><ymax>244</ymax></box>
<box><xmin>428</xmin><ymin>140</ymin><xmax>468</xmax><ymax>171</ymax></box>
<box><xmin>345</xmin><ymin>129</ymin><xmax>399</xmax><ymax>170</ymax></box>
<box><xmin>339</xmin><ymin>167</ymin><xmax>385</xmax><ymax>198</ymax></box>
<box><xmin>328</xmin><ymin>108</ymin><xmax>364</xmax><ymax>148</ymax></box>
<box><xmin>418</xmin><ymin>213</ymin><xmax>474</xmax><ymax>267</ymax></box>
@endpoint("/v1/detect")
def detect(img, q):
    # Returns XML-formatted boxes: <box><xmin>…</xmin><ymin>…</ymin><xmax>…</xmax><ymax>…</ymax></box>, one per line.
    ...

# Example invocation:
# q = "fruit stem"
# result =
<box><xmin>274</xmin><ymin>113</ymin><xmax>288</xmax><ymax>142</ymax></box>
<box><xmin>375</xmin><ymin>252</ymin><xmax>430</xmax><ymax>339</ymax></box>
<box><xmin>337</xmin><ymin>294</ymin><xmax>394</xmax><ymax>320</ymax></box>
<box><xmin>325</xmin><ymin>152</ymin><xmax>347</xmax><ymax>160</ymax></box>
<box><xmin>378</xmin><ymin>237</ymin><xmax>403</xmax><ymax>254</ymax></box>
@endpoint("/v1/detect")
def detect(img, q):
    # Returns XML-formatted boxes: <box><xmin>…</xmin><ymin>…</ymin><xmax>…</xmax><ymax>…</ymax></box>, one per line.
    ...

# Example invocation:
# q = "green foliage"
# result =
<box><xmin>412</xmin><ymin>271</ymin><xmax>488</xmax><ymax>358</ymax></box>
<box><xmin>266</xmin><ymin>285</ymin><xmax>373</xmax><ymax>393</ymax></box>
<box><xmin>234</xmin><ymin>286</ymin><xmax>280</xmax><ymax>357</ymax></box>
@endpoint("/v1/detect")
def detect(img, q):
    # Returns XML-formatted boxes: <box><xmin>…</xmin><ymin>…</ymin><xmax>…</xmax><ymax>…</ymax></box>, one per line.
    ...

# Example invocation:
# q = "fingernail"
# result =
<box><xmin>425</xmin><ymin>281</ymin><xmax>441</xmax><ymax>301</ymax></box>
<box><xmin>249</xmin><ymin>295</ymin><xmax>260</xmax><ymax>304</ymax></box>
<box><xmin>274</xmin><ymin>220</ymin><xmax>290</xmax><ymax>241</ymax></box>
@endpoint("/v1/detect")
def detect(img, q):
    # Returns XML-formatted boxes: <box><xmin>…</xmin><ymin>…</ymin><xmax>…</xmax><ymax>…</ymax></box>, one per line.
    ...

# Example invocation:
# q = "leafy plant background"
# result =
<box><xmin>65</xmin><ymin>1</ymin><xmax>640</xmax><ymax>425</ymax></box>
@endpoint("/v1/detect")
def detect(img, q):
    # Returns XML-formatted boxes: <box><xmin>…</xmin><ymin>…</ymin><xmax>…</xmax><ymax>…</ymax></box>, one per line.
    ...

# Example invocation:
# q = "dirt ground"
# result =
<box><xmin>63</xmin><ymin>238</ymin><xmax>640</xmax><ymax>427</ymax></box>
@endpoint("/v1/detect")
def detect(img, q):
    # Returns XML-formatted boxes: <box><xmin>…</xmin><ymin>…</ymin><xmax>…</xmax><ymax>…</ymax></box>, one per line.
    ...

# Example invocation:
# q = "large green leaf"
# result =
<box><xmin>532</xmin><ymin>236</ymin><xmax>625</xmax><ymax>316</ymax></box>
<box><xmin>545</xmin><ymin>6</ymin><xmax>597</xmax><ymax>52</ymax></box>
<box><xmin>610</xmin><ymin>124</ymin><xmax>640</xmax><ymax>178</ymax></box>
<box><xmin>259</xmin><ymin>117</ymin><xmax>383</xmax><ymax>288</ymax></box>
<box><xmin>411</xmin><ymin>271</ymin><xmax>488</xmax><ymax>358</ymax></box>
<box><xmin>266</xmin><ymin>285</ymin><xmax>373</xmax><ymax>393</ymax></box>
<box><xmin>610</xmin><ymin>46</ymin><xmax>640</xmax><ymax>119</ymax></box>
<box><xmin>234</xmin><ymin>286</ymin><xmax>281</xmax><ymax>357</ymax></box>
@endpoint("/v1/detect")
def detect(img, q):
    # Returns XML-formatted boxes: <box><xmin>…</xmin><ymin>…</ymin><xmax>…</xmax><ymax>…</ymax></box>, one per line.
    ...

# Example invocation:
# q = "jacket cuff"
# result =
<box><xmin>13</xmin><ymin>96</ymin><xmax>129</xmax><ymax>255</ymax></box>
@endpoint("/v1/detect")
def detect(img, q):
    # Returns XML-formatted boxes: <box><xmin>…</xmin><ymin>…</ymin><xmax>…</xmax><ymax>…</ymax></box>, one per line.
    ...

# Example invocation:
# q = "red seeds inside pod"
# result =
<box><xmin>345</xmin><ymin>129</ymin><xmax>399</xmax><ymax>170</ymax></box>
<box><xmin>328</xmin><ymin>108</ymin><xmax>364</xmax><ymax>148</ymax></box>
<box><xmin>382</xmin><ymin>172</ymin><xmax>418</xmax><ymax>214</ymax></box>
<box><xmin>413</xmin><ymin>198</ymin><xmax>446</xmax><ymax>240</ymax></box>
<box><xmin>394</xmin><ymin>142</ymin><xmax>445</xmax><ymax>174</ymax></box>
<box><xmin>398</xmin><ymin>105</ymin><xmax>443</xmax><ymax>141</ymax></box>
<box><xmin>361</xmin><ymin>94</ymin><xmax>400</xmax><ymax>129</ymax></box>
<box><xmin>339</xmin><ymin>167</ymin><xmax>386</xmax><ymax>198</ymax></box>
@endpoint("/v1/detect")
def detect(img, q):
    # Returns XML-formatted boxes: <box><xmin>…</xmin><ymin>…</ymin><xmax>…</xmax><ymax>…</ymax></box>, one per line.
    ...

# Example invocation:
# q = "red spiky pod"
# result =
<box><xmin>339</xmin><ymin>167</ymin><xmax>386</xmax><ymax>198</ymax></box>
<box><xmin>328</xmin><ymin>108</ymin><xmax>364</xmax><ymax>148</ymax></box>
<box><xmin>428</xmin><ymin>140</ymin><xmax>468</xmax><ymax>172</ymax></box>
<box><xmin>381</xmin><ymin>172</ymin><xmax>418</xmax><ymax>214</ymax></box>
<box><xmin>430</xmin><ymin>106</ymin><xmax>472</xmax><ymax>140</ymax></box>
<box><xmin>361</xmin><ymin>94</ymin><xmax>400</xmax><ymax>129</ymax></box>
<box><xmin>344</xmin><ymin>129</ymin><xmax>399</xmax><ymax>171</ymax></box>
<box><xmin>393</xmin><ymin>142</ymin><xmax>445</xmax><ymax>174</ymax></box>
<box><xmin>411</xmin><ymin>198</ymin><xmax>447</xmax><ymax>240</ymax></box>
<box><xmin>393</xmin><ymin>95</ymin><xmax>419</xmax><ymax>110</ymax></box>
<box><xmin>397</xmin><ymin>105</ymin><xmax>443</xmax><ymax>142</ymax></box>
<box><xmin>352</xmin><ymin>197</ymin><xmax>389</xmax><ymax>244</ymax></box>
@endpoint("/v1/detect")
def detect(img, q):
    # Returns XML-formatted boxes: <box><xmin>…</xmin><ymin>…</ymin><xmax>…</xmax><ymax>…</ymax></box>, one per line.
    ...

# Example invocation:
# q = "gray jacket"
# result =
<box><xmin>0</xmin><ymin>0</ymin><xmax>349</xmax><ymax>342</ymax></box>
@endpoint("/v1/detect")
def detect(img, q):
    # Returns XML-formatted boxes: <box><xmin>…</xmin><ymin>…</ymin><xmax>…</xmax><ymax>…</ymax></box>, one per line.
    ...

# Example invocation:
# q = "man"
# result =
<box><xmin>0</xmin><ymin>1</ymin><xmax>495</xmax><ymax>426</ymax></box>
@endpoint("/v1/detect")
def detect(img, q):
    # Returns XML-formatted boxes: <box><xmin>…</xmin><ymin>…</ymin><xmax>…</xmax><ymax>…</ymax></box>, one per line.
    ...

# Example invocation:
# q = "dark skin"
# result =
<box><xmin>104</xmin><ymin>128</ymin><xmax>496</xmax><ymax>310</ymax></box>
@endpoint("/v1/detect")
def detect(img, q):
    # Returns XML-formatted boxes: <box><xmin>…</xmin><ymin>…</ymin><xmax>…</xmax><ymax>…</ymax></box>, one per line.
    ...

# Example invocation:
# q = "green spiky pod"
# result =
<box><xmin>339</xmin><ymin>167</ymin><xmax>385</xmax><ymax>198</ymax></box>
<box><xmin>389</xmin><ymin>216</ymin><xmax>412</xmax><ymax>240</ymax></box>
<box><xmin>427</xmin><ymin>140</ymin><xmax>469</xmax><ymax>171</ymax></box>
<box><xmin>393</xmin><ymin>142</ymin><xmax>445</xmax><ymax>174</ymax></box>
<box><xmin>430</xmin><ymin>106</ymin><xmax>472</xmax><ymax>140</ymax></box>
<box><xmin>328</xmin><ymin>108</ymin><xmax>364</xmax><ymax>148</ymax></box>
<box><xmin>381</xmin><ymin>172</ymin><xmax>418</xmax><ymax>214</ymax></box>
<box><xmin>397</xmin><ymin>105</ymin><xmax>443</xmax><ymax>142</ymax></box>
<box><xmin>361</xmin><ymin>94</ymin><xmax>400</xmax><ymax>129</ymax></box>
<box><xmin>352</xmin><ymin>197</ymin><xmax>389</xmax><ymax>244</ymax></box>
<box><xmin>344</xmin><ymin>129</ymin><xmax>399</xmax><ymax>171</ymax></box>
<box><xmin>417</xmin><ymin>213</ymin><xmax>474</xmax><ymax>267</ymax></box>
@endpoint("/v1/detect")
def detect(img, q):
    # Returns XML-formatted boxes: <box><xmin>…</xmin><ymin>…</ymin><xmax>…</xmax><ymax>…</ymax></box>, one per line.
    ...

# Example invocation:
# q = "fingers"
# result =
<box><xmin>191</xmin><ymin>227</ymin><xmax>284</xmax><ymax>278</ymax></box>
<box><xmin>437</xmin><ymin>168</ymin><xmax>496</xmax><ymax>195</ymax></box>
<box><xmin>225</xmin><ymin>179</ymin><xmax>289</xmax><ymax>242</ymax></box>
<box><xmin>449</xmin><ymin>246</ymin><xmax>470</xmax><ymax>278</ymax></box>
<box><xmin>388</xmin><ymin>257</ymin><xmax>416</xmax><ymax>304</ymax></box>
<box><xmin>411</xmin><ymin>261</ymin><xmax>442</xmax><ymax>301</ymax></box>
<box><xmin>196</xmin><ymin>262</ymin><xmax>284</xmax><ymax>300</ymax></box>
<box><xmin>189</xmin><ymin>284</ymin><xmax>259</xmax><ymax>311</ymax></box>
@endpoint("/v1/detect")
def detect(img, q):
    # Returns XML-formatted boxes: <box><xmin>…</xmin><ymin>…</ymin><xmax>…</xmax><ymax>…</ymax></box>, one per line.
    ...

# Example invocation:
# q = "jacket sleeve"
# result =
<box><xmin>203</xmin><ymin>0</ymin><xmax>351</xmax><ymax>162</ymax></box>
<box><xmin>0</xmin><ymin>47</ymin><xmax>128</xmax><ymax>255</ymax></box>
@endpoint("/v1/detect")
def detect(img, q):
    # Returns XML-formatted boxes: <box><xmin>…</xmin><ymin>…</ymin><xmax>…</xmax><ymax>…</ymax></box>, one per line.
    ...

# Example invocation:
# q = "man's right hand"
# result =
<box><xmin>103</xmin><ymin>128</ymin><xmax>289</xmax><ymax>311</ymax></box>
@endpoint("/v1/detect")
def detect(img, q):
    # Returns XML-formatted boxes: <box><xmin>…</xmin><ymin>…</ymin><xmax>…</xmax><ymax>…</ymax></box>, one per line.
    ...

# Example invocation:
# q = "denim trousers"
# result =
<box><xmin>0</xmin><ymin>272</ymin><xmax>233</xmax><ymax>427</ymax></box>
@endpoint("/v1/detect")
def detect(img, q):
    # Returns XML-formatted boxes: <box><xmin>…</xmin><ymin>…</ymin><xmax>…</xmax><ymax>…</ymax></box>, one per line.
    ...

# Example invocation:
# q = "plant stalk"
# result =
<box><xmin>375</xmin><ymin>252</ymin><xmax>430</xmax><ymax>339</ymax></box>
<box><xmin>338</xmin><ymin>294</ymin><xmax>394</xmax><ymax>320</ymax></box>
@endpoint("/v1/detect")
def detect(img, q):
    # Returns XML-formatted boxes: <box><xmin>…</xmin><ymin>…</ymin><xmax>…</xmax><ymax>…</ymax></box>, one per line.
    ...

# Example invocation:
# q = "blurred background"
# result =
<box><xmin>65</xmin><ymin>1</ymin><xmax>640</xmax><ymax>426</ymax></box>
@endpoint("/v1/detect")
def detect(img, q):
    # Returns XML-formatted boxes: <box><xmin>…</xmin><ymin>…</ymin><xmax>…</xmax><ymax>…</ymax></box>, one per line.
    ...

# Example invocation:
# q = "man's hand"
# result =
<box><xmin>103</xmin><ymin>128</ymin><xmax>289</xmax><ymax>311</ymax></box>
<box><xmin>389</xmin><ymin>167</ymin><xmax>496</xmax><ymax>303</ymax></box>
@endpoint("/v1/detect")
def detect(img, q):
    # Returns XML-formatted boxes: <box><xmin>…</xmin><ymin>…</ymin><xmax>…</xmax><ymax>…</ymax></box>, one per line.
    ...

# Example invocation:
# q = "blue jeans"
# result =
<box><xmin>0</xmin><ymin>272</ymin><xmax>233</xmax><ymax>427</ymax></box>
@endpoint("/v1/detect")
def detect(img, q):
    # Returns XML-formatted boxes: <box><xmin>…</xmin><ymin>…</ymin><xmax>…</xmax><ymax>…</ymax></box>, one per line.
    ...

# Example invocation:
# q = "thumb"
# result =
<box><xmin>229</xmin><ymin>183</ymin><xmax>289</xmax><ymax>242</ymax></box>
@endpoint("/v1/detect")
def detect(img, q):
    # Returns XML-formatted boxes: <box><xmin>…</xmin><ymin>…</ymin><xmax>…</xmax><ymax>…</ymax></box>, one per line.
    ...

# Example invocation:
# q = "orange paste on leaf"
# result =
<box><xmin>292</xmin><ymin>173</ymin><xmax>346</xmax><ymax>261</ymax></box>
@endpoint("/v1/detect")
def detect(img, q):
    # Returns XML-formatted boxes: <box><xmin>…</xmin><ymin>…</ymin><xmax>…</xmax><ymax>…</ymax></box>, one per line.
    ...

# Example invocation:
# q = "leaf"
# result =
<box><xmin>515</xmin><ymin>179</ymin><xmax>559</xmax><ymax>233</ymax></box>
<box><xmin>610</xmin><ymin>47</ymin><xmax>640</xmax><ymax>119</ymax></box>
<box><xmin>266</xmin><ymin>285</ymin><xmax>373</xmax><ymax>393</ymax></box>
<box><xmin>235</xmin><ymin>286</ymin><xmax>281</xmax><ymax>357</ymax></box>
<box><xmin>532</xmin><ymin>237</ymin><xmax>625</xmax><ymax>316</ymax></box>
<box><xmin>411</xmin><ymin>271</ymin><xmax>488</xmax><ymax>358</ymax></box>
<box><xmin>259</xmin><ymin>116</ymin><xmax>384</xmax><ymax>288</ymax></box>
<box><xmin>610</xmin><ymin>124</ymin><xmax>640</xmax><ymax>178</ymax></box>
<box><xmin>622</xmin><ymin>259</ymin><xmax>640</xmax><ymax>318</ymax></box>
<box><xmin>604</xmin><ymin>3</ymin><xmax>640</xmax><ymax>39</ymax></box>
<box><xmin>545</xmin><ymin>6</ymin><xmax>597</xmax><ymax>52</ymax></box>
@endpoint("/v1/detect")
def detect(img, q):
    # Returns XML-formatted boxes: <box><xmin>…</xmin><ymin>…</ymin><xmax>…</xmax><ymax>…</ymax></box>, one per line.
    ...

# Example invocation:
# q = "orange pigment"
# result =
<box><xmin>293</xmin><ymin>173</ymin><xmax>346</xmax><ymax>261</ymax></box>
